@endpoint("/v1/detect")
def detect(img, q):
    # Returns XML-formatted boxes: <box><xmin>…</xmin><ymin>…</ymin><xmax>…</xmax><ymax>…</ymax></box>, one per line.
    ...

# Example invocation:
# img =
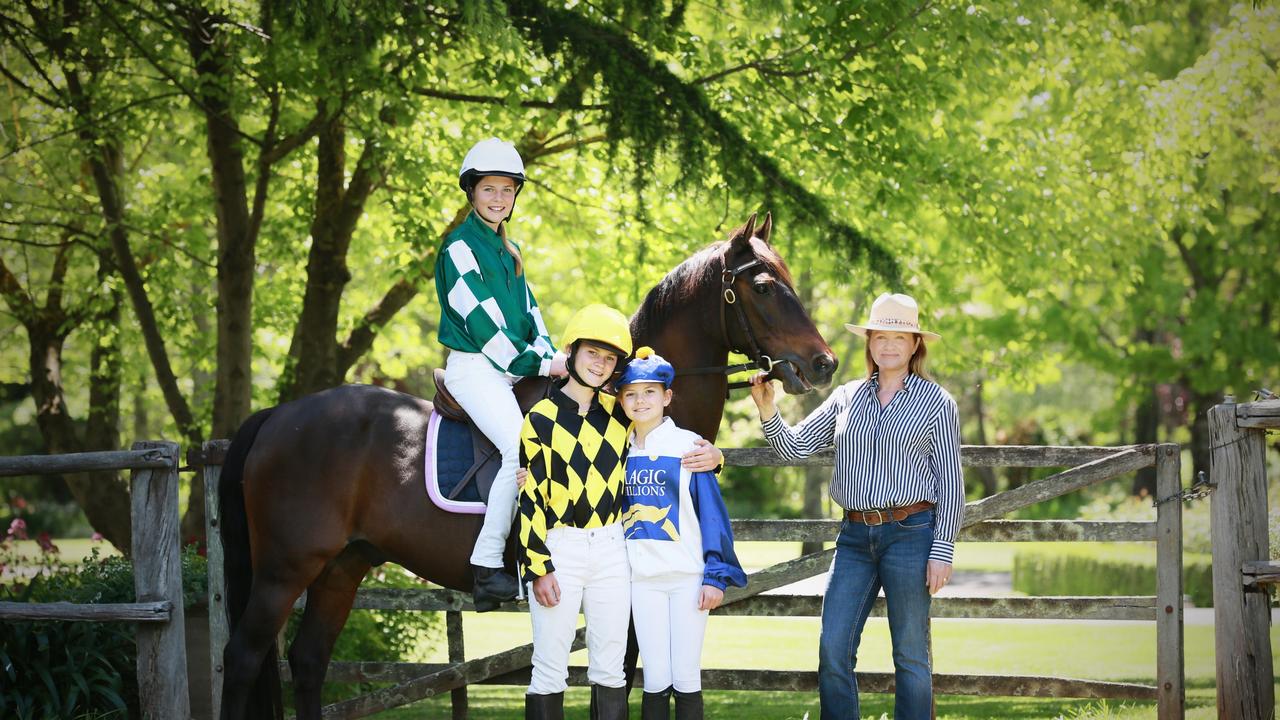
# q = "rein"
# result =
<box><xmin>676</xmin><ymin>255</ymin><xmax>792</xmax><ymax>393</ymax></box>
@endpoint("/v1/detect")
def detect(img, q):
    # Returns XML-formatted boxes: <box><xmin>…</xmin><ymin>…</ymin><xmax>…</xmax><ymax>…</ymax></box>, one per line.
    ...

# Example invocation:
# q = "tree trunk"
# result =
<box><xmin>1131</xmin><ymin>378</ymin><xmax>1159</xmax><ymax>497</ymax></box>
<box><xmin>186</xmin><ymin>9</ymin><xmax>255</xmax><ymax>440</ymax></box>
<box><xmin>279</xmin><ymin>117</ymin><xmax>384</xmax><ymax>401</ymax></box>
<box><xmin>75</xmin><ymin>257</ymin><xmax>132</xmax><ymax>551</ymax></box>
<box><xmin>1188</xmin><ymin>386</ymin><xmax>1218</xmax><ymax>483</ymax></box>
<box><xmin>27</xmin><ymin>319</ymin><xmax>132</xmax><ymax>551</ymax></box>
<box><xmin>971</xmin><ymin>376</ymin><xmax>998</xmax><ymax>497</ymax></box>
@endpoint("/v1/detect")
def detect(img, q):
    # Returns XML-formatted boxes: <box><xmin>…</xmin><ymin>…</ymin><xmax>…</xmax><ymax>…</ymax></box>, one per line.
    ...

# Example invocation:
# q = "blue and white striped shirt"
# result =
<box><xmin>761</xmin><ymin>373</ymin><xmax>965</xmax><ymax>564</ymax></box>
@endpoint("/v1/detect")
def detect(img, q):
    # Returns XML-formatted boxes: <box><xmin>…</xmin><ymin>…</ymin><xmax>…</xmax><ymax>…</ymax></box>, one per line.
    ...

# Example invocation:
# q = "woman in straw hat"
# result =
<box><xmin>748</xmin><ymin>293</ymin><xmax>964</xmax><ymax>720</ymax></box>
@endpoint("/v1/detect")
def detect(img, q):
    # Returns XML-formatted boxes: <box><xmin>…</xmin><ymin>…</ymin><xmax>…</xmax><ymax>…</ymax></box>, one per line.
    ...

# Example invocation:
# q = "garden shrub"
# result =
<box><xmin>0</xmin><ymin>545</ymin><xmax>205</xmax><ymax>718</ymax></box>
<box><xmin>1012</xmin><ymin>544</ymin><xmax>1213</xmax><ymax>608</ymax></box>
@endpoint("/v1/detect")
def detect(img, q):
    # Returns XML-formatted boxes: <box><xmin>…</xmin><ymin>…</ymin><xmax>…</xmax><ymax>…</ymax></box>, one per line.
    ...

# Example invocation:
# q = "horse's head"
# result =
<box><xmin>720</xmin><ymin>212</ymin><xmax>837</xmax><ymax>394</ymax></box>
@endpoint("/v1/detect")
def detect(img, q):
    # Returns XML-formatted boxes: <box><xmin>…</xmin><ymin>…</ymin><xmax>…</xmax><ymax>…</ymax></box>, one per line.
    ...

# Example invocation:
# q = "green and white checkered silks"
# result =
<box><xmin>442</xmin><ymin>239</ymin><xmax>555</xmax><ymax>377</ymax></box>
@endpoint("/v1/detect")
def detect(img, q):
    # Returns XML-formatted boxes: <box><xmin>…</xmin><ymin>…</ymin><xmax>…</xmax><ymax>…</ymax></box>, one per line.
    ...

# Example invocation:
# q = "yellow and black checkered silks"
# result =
<box><xmin>518</xmin><ymin>388</ymin><xmax>632</xmax><ymax>580</ymax></box>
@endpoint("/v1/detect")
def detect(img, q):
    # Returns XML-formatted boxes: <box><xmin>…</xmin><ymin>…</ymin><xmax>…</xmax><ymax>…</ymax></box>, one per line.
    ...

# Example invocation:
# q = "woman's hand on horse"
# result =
<box><xmin>749</xmin><ymin>372</ymin><xmax>778</xmax><ymax>420</ymax></box>
<box><xmin>681</xmin><ymin>439</ymin><xmax>722</xmax><ymax>472</ymax></box>
<box><xmin>926</xmin><ymin>560</ymin><xmax>952</xmax><ymax>595</ymax></box>
<box><xmin>532</xmin><ymin>573</ymin><xmax>561</xmax><ymax>607</ymax></box>
<box><xmin>698</xmin><ymin>585</ymin><xmax>725</xmax><ymax>611</ymax></box>
<box><xmin>549</xmin><ymin>351</ymin><xmax>569</xmax><ymax>378</ymax></box>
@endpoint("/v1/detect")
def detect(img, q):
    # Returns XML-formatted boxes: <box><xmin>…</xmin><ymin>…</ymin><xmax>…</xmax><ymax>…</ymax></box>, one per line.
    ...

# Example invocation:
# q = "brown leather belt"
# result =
<box><xmin>845</xmin><ymin>501</ymin><xmax>934</xmax><ymax>526</ymax></box>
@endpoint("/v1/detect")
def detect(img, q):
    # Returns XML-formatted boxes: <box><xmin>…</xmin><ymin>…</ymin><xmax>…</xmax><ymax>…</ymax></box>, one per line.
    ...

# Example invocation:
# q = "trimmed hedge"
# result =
<box><xmin>1012</xmin><ymin>545</ymin><xmax>1214</xmax><ymax>608</ymax></box>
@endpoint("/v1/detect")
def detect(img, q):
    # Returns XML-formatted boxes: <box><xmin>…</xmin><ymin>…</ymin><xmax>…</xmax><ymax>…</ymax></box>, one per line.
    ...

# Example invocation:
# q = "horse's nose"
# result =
<box><xmin>811</xmin><ymin>353</ymin><xmax>837</xmax><ymax>381</ymax></box>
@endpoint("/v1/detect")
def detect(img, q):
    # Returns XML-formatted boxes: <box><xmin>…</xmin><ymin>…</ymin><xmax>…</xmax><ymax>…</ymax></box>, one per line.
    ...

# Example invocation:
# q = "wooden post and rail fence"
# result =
<box><xmin>0</xmin><ymin>442</ymin><xmax>191</xmax><ymax>720</ymax></box>
<box><xmin>194</xmin><ymin>440</ymin><xmax>1185</xmax><ymax>719</ymax></box>
<box><xmin>4</xmin><ymin>401</ymin><xmax>1277</xmax><ymax>719</ymax></box>
<box><xmin>1209</xmin><ymin>397</ymin><xmax>1280</xmax><ymax>720</ymax></box>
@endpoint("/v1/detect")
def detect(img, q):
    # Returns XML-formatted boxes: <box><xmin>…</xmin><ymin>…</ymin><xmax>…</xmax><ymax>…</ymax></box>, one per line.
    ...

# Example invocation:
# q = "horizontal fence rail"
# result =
<box><xmin>0</xmin><ymin>447</ymin><xmax>174</xmax><ymax>477</ymax></box>
<box><xmin>298</xmin><ymin>664</ymin><xmax>1159</xmax><ymax>701</ymax></box>
<box><xmin>721</xmin><ymin>444</ymin><xmax>1154</xmax><ymax>468</ymax></box>
<box><xmin>315</xmin><ymin>587</ymin><xmax>1159</xmax><ymax>621</ymax></box>
<box><xmin>0</xmin><ymin>600</ymin><xmax>174</xmax><ymax>623</ymax></box>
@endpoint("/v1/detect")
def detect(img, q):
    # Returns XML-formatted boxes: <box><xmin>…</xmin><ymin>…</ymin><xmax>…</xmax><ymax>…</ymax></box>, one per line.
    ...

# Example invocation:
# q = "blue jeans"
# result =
<box><xmin>819</xmin><ymin>510</ymin><xmax>934</xmax><ymax>720</ymax></box>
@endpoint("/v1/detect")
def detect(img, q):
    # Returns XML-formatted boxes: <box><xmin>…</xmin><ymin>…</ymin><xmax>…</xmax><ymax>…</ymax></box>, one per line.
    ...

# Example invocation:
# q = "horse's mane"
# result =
<box><xmin>632</xmin><ymin>225</ymin><xmax>794</xmax><ymax>333</ymax></box>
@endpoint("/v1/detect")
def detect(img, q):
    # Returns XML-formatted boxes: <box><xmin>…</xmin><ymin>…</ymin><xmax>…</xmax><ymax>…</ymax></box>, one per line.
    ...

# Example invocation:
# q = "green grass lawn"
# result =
<box><xmin>361</xmin><ymin>609</ymin><xmax>1276</xmax><ymax>719</ymax></box>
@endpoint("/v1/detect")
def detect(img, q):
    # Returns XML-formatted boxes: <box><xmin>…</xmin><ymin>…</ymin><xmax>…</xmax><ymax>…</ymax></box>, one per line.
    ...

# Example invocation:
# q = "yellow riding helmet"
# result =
<box><xmin>561</xmin><ymin>304</ymin><xmax>634</xmax><ymax>357</ymax></box>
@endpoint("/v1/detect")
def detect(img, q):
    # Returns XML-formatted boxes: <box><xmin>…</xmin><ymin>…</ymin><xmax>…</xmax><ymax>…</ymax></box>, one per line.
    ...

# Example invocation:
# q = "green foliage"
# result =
<box><xmin>1012</xmin><ymin>544</ymin><xmax>1214</xmax><ymax>608</ymax></box>
<box><xmin>0</xmin><ymin>544</ymin><xmax>208</xmax><ymax>717</ymax></box>
<box><xmin>0</xmin><ymin>616</ymin><xmax>133</xmax><ymax>720</ymax></box>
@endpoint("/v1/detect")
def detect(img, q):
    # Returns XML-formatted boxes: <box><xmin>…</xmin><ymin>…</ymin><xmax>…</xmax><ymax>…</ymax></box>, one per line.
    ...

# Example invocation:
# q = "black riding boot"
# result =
<box><xmin>641</xmin><ymin>686</ymin><xmax>672</xmax><ymax>720</ymax></box>
<box><xmin>471</xmin><ymin>564</ymin><xmax>518</xmax><ymax>612</ymax></box>
<box><xmin>590</xmin><ymin>683</ymin><xmax>630</xmax><ymax>720</ymax></box>
<box><xmin>673</xmin><ymin>689</ymin><xmax>703</xmax><ymax>720</ymax></box>
<box><xmin>525</xmin><ymin>691</ymin><xmax>565</xmax><ymax>720</ymax></box>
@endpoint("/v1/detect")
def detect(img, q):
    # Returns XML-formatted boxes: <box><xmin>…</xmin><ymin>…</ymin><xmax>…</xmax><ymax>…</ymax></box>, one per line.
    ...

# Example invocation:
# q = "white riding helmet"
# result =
<box><xmin>458</xmin><ymin>138</ymin><xmax>526</xmax><ymax>192</ymax></box>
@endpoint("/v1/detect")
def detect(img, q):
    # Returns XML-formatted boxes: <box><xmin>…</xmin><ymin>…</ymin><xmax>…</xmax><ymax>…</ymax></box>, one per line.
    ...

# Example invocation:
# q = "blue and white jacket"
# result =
<box><xmin>621</xmin><ymin>418</ymin><xmax>747</xmax><ymax>591</ymax></box>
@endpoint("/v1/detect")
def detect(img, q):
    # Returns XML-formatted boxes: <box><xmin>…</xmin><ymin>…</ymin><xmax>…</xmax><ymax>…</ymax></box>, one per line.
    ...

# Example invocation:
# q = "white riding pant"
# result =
<box><xmin>528</xmin><ymin>523</ymin><xmax>631</xmax><ymax>694</ymax></box>
<box><xmin>444</xmin><ymin>351</ymin><xmax>523</xmax><ymax>569</ymax></box>
<box><xmin>631</xmin><ymin>574</ymin><xmax>709</xmax><ymax>692</ymax></box>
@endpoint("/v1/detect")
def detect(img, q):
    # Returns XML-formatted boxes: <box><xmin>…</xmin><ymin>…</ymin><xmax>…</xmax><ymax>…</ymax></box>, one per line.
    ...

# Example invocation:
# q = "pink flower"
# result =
<box><xmin>7</xmin><ymin>518</ymin><xmax>27</xmax><ymax>540</ymax></box>
<box><xmin>12</xmin><ymin>496</ymin><xmax>27</xmax><ymax>510</ymax></box>
<box><xmin>36</xmin><ymin>532</ymin><xmax>58</xmax><ymax>554</ymax></box>
<box><xmin>91</xmin><ymin>532</ymin><xmax>104</xmax><ymax>542</ymax></box>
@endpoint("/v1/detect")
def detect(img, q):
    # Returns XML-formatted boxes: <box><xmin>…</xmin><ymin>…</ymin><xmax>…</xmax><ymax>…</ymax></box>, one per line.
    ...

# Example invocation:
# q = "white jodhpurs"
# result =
<box><xmin>444</xmin><ymin>351</ymin><xmax>523</xmax><ymax>569</ymax></box>
<box><xmin>631</xmin><ymin>574</ymin><xmax>709</xmax><ymax>692</ymax></box>
<box><xmin>528</xmin><ymin>523</ymin><xmax>631</xmax><ymax>694</ymax></box>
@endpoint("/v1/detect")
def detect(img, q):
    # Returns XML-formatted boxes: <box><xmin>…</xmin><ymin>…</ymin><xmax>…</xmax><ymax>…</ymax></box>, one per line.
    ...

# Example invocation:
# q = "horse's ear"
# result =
<box><xmin>758</xmin><ymin>212</ymin><xmax>773</xmax><ymax>244</ymax></box>
<box><xmin>729</xmin><ymin>213</ymin><xmax>758</xmax><ymax>252</ymax></box>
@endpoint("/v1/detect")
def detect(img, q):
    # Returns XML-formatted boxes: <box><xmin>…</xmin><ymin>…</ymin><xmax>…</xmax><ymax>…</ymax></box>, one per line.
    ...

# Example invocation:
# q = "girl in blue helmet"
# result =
<box><xmin>435</xmin><ymin>138</ymin><xmax>569</xmax><ymax>610</ymax></box>
<box><xmin>616</xmin><ymin>347</ymin><xmax>747</xmax><ymax>720</ymax></box>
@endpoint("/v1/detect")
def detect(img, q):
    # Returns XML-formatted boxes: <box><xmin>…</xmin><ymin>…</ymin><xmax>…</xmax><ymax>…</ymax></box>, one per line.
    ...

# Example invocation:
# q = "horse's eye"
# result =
<box><xmin>753</xmin><ymin>282</ymin><xmax>771</xmax><ymax>295</ymax></box>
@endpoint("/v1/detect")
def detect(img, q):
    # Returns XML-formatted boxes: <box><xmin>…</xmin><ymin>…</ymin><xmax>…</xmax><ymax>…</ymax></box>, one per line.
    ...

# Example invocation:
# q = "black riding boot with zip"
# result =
<box><xmin>525</xmin><ymin>691</ymin><xmax>565</xmax><ymax>720</ymax></box>
<box><xmin>590</xmin><ymin>683</ymin><xmax>629</xmax><ymax>720</ymax></box>
<box><xmin>673</xmin><ymin>689</ymin><xmax>703</xmax><ymax>720</ymax></box>
<box><xmin>641</xmin><ymin>686</ymin><xmax>672</xmax><ymax>720</ymax></box>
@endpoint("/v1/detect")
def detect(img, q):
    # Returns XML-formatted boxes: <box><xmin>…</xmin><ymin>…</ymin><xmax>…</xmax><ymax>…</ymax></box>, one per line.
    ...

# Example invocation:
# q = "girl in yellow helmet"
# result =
<box><xmin>516</xmin><ymin>305</ymin><xmax>720</xmax><ymax>720</ymax></box>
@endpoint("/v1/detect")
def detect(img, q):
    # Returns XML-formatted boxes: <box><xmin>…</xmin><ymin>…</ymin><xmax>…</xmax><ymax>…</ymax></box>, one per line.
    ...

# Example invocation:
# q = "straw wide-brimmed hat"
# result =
<box><xmin>844</xmin><ymin>293</ymin><xmax>941</xmax><ymax>342</ymax></box>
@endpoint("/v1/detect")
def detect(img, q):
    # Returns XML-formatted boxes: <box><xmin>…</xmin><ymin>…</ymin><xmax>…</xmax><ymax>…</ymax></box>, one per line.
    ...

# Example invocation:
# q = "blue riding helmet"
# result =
<box><xmin>615</xmin><ymin>346</ymin><xmax>675</xmax><ymax>389</ymax></box>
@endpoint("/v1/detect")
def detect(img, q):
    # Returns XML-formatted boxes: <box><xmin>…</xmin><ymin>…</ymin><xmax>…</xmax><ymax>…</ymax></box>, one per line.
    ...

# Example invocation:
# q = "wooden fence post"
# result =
<box><xmin>1208</xmin><ymin>403</ymin><xmax>1274</xmax><ymax>719</ymax></box>
<box><xmin>1154</xmin><ymin>443</ymin><xmax>1184</xmax><ymax>719</ymax></box>
<box><xmin>131</xmin><ymin>440</ymin><xmax>191</xmax><ymax>720</ymax></box>
<box><xmin>447</xmin><ymin>610</ymin><xmax>467</xmax><ymax>720</ymax></box>
<box><xmin>204</xmin><ymin>440</ymin><xmax>229</xmax><ymax>720</ymax></box>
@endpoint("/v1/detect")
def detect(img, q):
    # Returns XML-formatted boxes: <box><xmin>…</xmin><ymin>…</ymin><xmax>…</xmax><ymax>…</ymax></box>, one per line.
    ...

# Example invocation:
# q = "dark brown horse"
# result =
<box><xmin>218</xmin><ymin>213</ymin><xmax>836</xmax><ymax>719</ymax></box>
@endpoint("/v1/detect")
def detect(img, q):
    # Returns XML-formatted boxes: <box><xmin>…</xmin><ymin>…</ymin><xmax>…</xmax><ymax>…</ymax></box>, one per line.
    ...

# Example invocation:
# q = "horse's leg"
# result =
<box><xmin>288</xmin><ymin>546</ymin><xmax>371</xmax><ymax>720</ymax></box>
<box><xmin>221</xmin><ymin>559</ymin><xmax>325</xmax><ymax>720</ymax></box>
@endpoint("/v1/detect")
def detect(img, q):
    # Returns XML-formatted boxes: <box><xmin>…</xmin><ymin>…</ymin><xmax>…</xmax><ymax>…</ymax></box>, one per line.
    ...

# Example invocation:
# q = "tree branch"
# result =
<box><xmin>409</xmin><ymin>85</ymin><xmax>605</xmax><ymax>110</ymax></box>
<box><xmin>260</xmin><ymin>104</ymin><xmax>329</xmax><ymax>167</ymax></box>
<box><xmin>693</xmin><ymin>47</ymin><xmax>811</xmax><ymax>85</ymax></box>
<box><xmin>0</xmin><ymin>254</ymin><xmax>35</xmax><ymax>324</ymax></box>
<box><xmin>840</xmin><ymin>0</ymin><xmax>935</xmax><ymax>63</ymax></box>
<box><xmin>0</xmin><ymin>59</ymin><xmax>62</xmax><ymax>108</ymax></box>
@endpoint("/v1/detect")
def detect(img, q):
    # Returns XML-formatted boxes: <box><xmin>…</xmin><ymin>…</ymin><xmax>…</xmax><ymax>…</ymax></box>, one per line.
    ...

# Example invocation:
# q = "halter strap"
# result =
<box><xmin>677</xmin><ymin>255</ymin><xmax>790</xmax><ymax>393</ymax></box>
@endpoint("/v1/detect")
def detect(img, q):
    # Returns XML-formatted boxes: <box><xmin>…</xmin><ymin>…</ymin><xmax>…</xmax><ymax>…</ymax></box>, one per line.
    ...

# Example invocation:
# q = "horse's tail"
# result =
<box><xmin>218</xmin><ymin>405</ymin><xmax>283</xmax><ymax>720</ymax></box>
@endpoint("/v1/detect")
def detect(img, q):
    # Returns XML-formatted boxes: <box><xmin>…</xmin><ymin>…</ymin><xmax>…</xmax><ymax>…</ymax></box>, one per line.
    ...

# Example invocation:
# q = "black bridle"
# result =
<box><xmin>676</xmin><ymin>255</ymin><xmax>792</xmax><ymax>392</ymax></box>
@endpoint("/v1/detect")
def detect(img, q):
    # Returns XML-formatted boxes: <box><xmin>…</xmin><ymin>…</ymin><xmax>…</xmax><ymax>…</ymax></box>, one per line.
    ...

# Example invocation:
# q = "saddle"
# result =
<box><xmin>425</xmin><ymin>370</ymin><xmax>554</xmax><ymax>512</ymax></box>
